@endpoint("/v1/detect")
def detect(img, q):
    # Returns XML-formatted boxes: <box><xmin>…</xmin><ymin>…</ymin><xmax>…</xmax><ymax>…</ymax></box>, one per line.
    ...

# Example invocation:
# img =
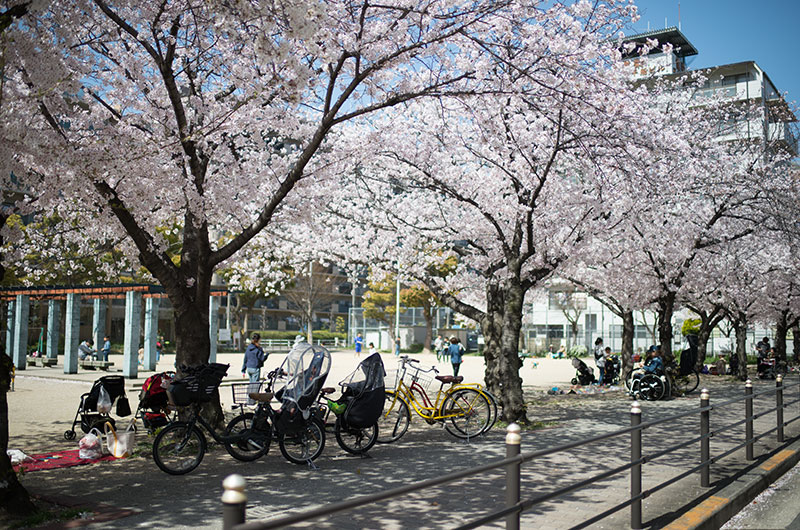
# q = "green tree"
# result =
<box><xmin>362</xmin><ymin>275</ymin><xmax>399</xmax><ymax>340</ymax></box>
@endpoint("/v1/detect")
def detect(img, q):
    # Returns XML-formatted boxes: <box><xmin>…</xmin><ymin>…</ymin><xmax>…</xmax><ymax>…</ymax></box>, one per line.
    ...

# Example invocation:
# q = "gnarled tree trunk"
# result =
<box><xmin>621</xmin><ymin>310</ymin><xmax>634</xmax><ymax>375</ymax></box>
<box><xmin>657</xmin><ymin>293</ymin><xmax>676</xmax><ymax>363</ymax></box>
<box><xmin>734</xmin><ymin>316</ymin><xmax>748</xmax><ymax>381</ymax></box>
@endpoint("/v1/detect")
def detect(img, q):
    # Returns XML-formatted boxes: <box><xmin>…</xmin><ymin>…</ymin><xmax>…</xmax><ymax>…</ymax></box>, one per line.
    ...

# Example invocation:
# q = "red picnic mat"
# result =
<box><xmin>13</xmin><ymin>449</ymin><xmax>119</xmax><ymax>473</ymax></box>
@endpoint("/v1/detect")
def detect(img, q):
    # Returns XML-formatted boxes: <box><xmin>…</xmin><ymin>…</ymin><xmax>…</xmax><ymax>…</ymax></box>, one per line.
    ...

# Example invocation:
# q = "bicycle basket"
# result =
<box><xmin>403</xmin><ymin>366</ymin><xmax>432</xmax><ymax>390</ymax></box>
<box><xmin>231</xmin><ymin>382</ymin><xmax>264</xmax><ymax>404</ymax></box>
<box><xmin>168</xmin><ymin>363</ymin><xmax>229</xmax><ymax>406</ymax></box>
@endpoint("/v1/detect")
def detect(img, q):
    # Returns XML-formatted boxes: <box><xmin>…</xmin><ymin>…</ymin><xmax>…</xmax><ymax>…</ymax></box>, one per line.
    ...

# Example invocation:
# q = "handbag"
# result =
<box><xmin>116</xmin><ymin>396</ymin><xmax>132</xmax><ymax>417</ymax></box>
<box><xmin>104</xmin><ymin>421</ymin><xmax>135</xmax><ymax>458</ymax></box>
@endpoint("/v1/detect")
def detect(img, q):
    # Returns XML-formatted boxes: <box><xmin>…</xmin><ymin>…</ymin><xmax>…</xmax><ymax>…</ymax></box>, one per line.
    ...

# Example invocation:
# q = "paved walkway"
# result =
<box><xmin>7</xmin><ymin>352</ymin><xmax>800</xmax><ymax>529</ymax></box>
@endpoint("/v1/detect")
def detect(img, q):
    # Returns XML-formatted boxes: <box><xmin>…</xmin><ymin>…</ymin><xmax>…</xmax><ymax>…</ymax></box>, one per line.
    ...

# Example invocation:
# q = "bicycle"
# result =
<box><xmin>377</xmin><ymin>356</ymin><xmax>495</xmax><ymax>443</ymax></box>
<box><xmin>152</xmin><ymin>363</ymin><xmax>267</xmax><ymax>475</ymax></box>
<box><xmin>223</xmin><ymin>343</ymin><xmax>332</xmax><ymax>466</ymax></box>
<box><xmin>318</xmin><ymin>352</ymin><xmax>387</xmax><ymax>455</ymax></box>
<box><xmin>667</xmin><ymin>363</ymin><xmax>700</xmax><ymax>395</ymax></box>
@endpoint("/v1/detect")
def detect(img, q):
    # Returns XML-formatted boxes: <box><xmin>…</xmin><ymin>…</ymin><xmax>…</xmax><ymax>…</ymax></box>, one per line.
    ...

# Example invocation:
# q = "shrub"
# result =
<box><xmin>567</xmin><ymin>344</ymin><xmax>587</xmax><ymax>358</ymax></box>
<box><xmin>681</xmin><ymin>319</ymin><xmax>701</xmax><ymax>336</ymax></box>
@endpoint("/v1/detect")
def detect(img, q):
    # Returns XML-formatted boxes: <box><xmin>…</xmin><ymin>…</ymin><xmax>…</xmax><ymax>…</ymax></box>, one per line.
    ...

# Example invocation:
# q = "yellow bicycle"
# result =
<box><xmin>377</xmin><ymin>356</ymin><xmax>494</xmax><ymax>442</ymax></box>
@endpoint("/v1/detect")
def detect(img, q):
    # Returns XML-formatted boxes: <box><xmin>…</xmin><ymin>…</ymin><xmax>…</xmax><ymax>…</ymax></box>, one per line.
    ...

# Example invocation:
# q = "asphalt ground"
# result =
<box><xmin>6</xmin><ymin>352</ymin><xmax>800</xmax><ymax>529</ymax></box>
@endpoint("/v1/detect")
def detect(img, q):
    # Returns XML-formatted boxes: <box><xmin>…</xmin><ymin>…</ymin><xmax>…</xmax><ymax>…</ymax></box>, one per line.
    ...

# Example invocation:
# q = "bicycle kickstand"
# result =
<box><xmin>306</xmin><ymin>459</ymin><xmax>319</xmax><ymax>470</ymax></box>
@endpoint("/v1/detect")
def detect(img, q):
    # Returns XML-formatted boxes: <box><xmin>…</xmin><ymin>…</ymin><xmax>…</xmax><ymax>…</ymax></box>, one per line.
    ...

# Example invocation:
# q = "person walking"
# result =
<box><xmin>241</xmin><ymin>333</ymin><xmax>267</xmax><ymax>405</ymax></box>
<box><xmin>448</xmin><ymin>337</ymin><xmax>464</xmax><ymax>377</ymax></box>
<box><xmin>594</xmin><ymin>337</ymin><xmax>606</xmax><ymax>385</ymax></box>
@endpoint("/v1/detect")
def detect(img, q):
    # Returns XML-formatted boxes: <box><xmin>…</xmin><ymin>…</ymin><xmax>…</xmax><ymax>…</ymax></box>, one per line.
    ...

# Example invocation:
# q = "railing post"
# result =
<box><xmin>700</xmin><ymin>388</ymin><xmax>710</xmax><ymax>487</ymax></box>
<box><xmin>505</xmin><ymin>423</ymin><xmax>521</xmax><ymax>530</ymax></box>
<box><xmin>745</xmin><ymin>379</ymin><xmax>754</xmax><ymax>461</ymax></box>
<box><xmin>222</xmin><ymin>474</ymin><xmax>247</xmax><ymax>530</ymax></box>
<box><xmin>631</xmin><ymin>401</ymin><xmax>642</xmax><ymax>529</ymax></box>
<box><xmin>777</xmin><ymin>374</ymin><xmax>784</xmax><ymax>443</ymax></box>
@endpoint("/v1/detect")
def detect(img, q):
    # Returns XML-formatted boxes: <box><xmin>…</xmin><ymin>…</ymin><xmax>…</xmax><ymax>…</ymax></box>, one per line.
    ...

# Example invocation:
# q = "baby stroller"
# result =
<box><xmin>603</xmin><ymin>355</ymin><xmax>621</xmax><ymax>385</ymax></box>
<box><xmin>326</xmin><ymin>353</ymin><xmax>386</xmax><ymax>455</ymax></box>
<box><xmin>64</xmin><ymin>375</ymin><xmax>131</xmax><ymax>440</ymax></box>
<box><xmin>571</xmin><ymin>358</ymin><xmax>596</xmax><ymax>386</ymax></box>
<box><xmin>135</xmin><ymin>371</ymin><xmax>176</xmax><ymax>433</ymax></box>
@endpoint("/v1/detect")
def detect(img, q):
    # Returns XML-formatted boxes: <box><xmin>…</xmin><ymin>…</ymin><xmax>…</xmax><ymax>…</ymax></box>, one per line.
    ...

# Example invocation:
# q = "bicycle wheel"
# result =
<box><xmin>334</xmin><ymin>418</ymin><xmax>378</xmax><ymax>455</ymax></box>
<box><xmin>376</xmin><ymin>391</ymin><xmax>411</xmax><ymax>444</ymax></box>
<box><xmin>152</xmin><ymin>422</ymin><xmax>206</xmax><ymax>475</ymax></box>
<box><xmin>278</xmin><ymin>417</ymin><xmax>325</xmax><ymax>465</ymax></box>
<box><xmin>441</xmin><ymin>388</ymin><xmax>492</xmax><ymax>439</ymax></box>
<box><xmin>224</xmin><ymin>412</ymin><xmax>272</xmax><ymax>462</ymax></box>
<box><xmin>673</xmin><ymin>371</ymin><xmax>700</xmax><ymax>395</ymax></box>
<box><xmin>475</xmin><ymin>388</ymin><xmax>499</xmax><ymax>433</ymax></box>
<box><xmin>639</xmin><ymin>374</ymin><xmax>665</xmax><ymax>401</ymax></box>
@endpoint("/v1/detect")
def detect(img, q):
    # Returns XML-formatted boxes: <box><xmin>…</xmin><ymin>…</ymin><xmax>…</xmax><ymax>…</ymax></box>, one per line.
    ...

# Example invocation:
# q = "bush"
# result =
<box><xmin>567</xmin><ymin>344</ymin><xmax>587</xmax><ymax>358</ymax></box>
<box><xmin>681</xmin><ymin>319</ymin><xmax>701</xmax><ymax>336</ymax></box>
<box><xmin>245</xmin><ymin>330</ymin><xmax>346</xmax><ymax>341</ymax></box>
<box><xmin>404</xmin><ymin>343</ymin><xmax>425</xmax><ymax>353</ymax></box>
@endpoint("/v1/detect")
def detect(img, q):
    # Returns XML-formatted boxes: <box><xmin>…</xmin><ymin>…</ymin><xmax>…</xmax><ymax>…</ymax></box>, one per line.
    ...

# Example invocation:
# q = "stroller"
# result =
<box><xmin>64</xmin><ymin>375</ymin><xmax>131</xmax><ymax>440</ymax></box>
<box><xmin>571</xmin><ymin>358</ymin><xmax>596</xmax><ymax>386</ymax></box>
<box><xmin>326</xmin><ymin>352</ymin><xmax>386</xmax><ymax>455</ymax></box>
<box><xmin>135</xmin><ymin>371</ymin><xmax>176</xmax><ymax>433</ymax></box>
<box><xmin>603</xmin><ymin>355</ymin><xmax>621</xmax><ymax>385</ymax></box>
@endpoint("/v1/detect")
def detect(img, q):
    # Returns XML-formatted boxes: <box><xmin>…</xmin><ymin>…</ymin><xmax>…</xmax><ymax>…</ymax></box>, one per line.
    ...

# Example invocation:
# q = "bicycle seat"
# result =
<box><xmin>248</xmin><ymin>392</ymin><xmax>274</xmax><ymax>402</ymax></box>
<box><xmin>320</xmin><ymin>387</ymin><xmax>336</xmax><ymax>395</ymax></box>
<box><xmin>435</xmin><ymin>375</ymin><xmax>464</xmax><ymax>384</ymax></box>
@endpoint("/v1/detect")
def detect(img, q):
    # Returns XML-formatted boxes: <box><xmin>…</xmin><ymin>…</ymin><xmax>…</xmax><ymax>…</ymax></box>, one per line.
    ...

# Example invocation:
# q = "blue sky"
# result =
<box><xmin>628</xmin><ymin>0</ymin><xmax>799</xmax><ymax>107</ymax></box>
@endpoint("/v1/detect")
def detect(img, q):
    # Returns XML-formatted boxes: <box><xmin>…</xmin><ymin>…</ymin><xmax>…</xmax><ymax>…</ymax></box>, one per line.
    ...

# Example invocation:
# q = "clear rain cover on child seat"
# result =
<box><xmin>340</xmin><ymin>352</ymin><xmax>386</xmax><ymax>398</ymax></box>
<box><xmin>278</xmin><ymin>342</ymin><xmax>331</xmax><ymax>413</ymax></box>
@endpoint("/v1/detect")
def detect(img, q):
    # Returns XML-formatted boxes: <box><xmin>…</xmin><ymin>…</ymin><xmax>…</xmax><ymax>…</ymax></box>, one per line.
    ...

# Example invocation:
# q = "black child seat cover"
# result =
<box><xmin>341</xmin><ymin>353</ymin><xmax>386</xmax><ymax>428</ymax></box>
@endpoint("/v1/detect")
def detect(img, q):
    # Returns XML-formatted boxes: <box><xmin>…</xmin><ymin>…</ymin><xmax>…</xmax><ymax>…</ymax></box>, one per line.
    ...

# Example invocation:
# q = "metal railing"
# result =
<box><xmin>220</xmin><ymin>375</ymin><xmax>799</xmax><ymax>529</ymax></box>
<box><xmin>257</xmin><ymin>338</ymin><xmax>340</xmax><ymax>351</ymax></box>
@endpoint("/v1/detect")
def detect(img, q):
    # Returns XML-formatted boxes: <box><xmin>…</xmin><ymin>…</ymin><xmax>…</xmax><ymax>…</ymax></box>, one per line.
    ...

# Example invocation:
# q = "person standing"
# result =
<box><xmin>434</xmin><ymin>334</ymin><xmax>444</xmax><ymax>361</ymax></box>
<box><xmin>594</xmin><ymin>337</ymin><xmax>605</xmax><ymax>385</ymax></box>
<box><xmin>368</xmin><ymin>342</ymin><xmax>378</xmax><ymax>355</ymax></box>
<box><xmin>155</xmin><ymin>336</ymin><xmax>164</xmax><ymax>362</ymax></box>
<box><xmin>394</xmin><ymin>337</ymin><xmax>401</xmax><ymax>356</ymax></box>
<box><xmin>448</xmin><ymin>337</ymin><xmax>464</xmax><ymax>377</ymax></box>
<box><xmin>354</xmin><ymin>332</ymin><xmax>364</xmax><ymax>357</ymax></box>
<box><xmin>98</xmin><ymin>336</ymin><xmax>111</xmax><ymax>362</ymax></box>
<box><xmin>241</xmin><ymin>333</ymin><xmax>267</xmax><ymax>405</ymax></box>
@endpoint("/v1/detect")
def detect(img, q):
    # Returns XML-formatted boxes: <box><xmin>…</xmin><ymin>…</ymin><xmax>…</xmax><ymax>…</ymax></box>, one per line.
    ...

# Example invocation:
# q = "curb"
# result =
<box><xmin>663</xmin><ymin>437</ymin><xmax>800</xmax><ymax>530</ymax></box>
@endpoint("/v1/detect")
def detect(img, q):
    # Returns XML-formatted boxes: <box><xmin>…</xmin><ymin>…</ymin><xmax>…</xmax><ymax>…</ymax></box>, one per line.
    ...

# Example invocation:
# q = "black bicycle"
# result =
<box><xmin>152</xmin><ymin>363</ymin><xmax>262</xmax><ymax>475</ymax></box>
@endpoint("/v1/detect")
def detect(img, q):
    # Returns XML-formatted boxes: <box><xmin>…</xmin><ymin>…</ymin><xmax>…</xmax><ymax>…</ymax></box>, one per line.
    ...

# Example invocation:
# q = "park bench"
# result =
<box><xmin>26</xmin><ymin>356</ymin><xmax>57</xmax><ymax>367</ymax></box>
<box><xmin>79</xmin><ymin>359</ymin><xmax>115</xmax><ymax>371</ymax></box>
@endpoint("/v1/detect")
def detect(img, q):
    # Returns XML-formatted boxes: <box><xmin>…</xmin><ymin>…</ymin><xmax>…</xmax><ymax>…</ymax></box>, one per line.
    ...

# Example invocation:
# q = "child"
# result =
<box><xmin>368</xmin><ymin>342</ymin><xmax>377</xmax><ymax>355</ymax></box>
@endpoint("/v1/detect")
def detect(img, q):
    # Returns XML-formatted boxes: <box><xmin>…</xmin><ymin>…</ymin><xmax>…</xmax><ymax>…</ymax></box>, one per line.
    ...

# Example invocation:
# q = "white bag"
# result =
<box><xmin>7</xmin><ymin>449</ymin><xmax>34</xmax><ymax>465</ymax></box>
<box><xmin>78</xmin><ymin>430</ymin><xmax>103</xmax><ymax>460</ymax></box>
<box><xmin>97</xmin><ymin>386</ymin><xmax>112</xmax><ymax>414</ymax></box>
<box><xmin>105</xmin><ymin>421</ymin><xmax>135</xmax><ymax>458</ymax></box>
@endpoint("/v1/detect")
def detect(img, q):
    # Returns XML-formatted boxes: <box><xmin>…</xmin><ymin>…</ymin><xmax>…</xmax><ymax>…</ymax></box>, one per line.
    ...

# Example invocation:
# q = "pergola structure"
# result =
<box><xmin>0</xmin><ymin>284</ymin><xmax>227</xmax><ymax>379</ymax></box>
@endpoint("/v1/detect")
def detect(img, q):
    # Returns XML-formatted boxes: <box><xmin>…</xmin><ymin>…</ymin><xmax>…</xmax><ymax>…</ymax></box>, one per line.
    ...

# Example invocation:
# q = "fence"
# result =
<box><xmin>221</xmin><ymin>375</ymin><xmax>800</xmax><ymax>529</ymax></box>
<box><xmin>258</xmin><ymin>338</ymin><xmax>340</xmax><ymax>351</ymax></box>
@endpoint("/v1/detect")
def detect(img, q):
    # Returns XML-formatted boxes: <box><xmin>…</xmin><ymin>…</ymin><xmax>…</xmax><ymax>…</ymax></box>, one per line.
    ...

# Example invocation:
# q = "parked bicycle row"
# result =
<box><xmin>65</xmin><ymin>344</ymin><xmax>498</xmax><ymax>475</ymax></box>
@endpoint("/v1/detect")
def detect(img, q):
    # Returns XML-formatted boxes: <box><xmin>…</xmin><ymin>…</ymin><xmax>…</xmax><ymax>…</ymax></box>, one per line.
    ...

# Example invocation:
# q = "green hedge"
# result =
<box><xmin>245</xmin><ymin>330</ymin><xmax>347</xmax><ymax>340</ymax></box>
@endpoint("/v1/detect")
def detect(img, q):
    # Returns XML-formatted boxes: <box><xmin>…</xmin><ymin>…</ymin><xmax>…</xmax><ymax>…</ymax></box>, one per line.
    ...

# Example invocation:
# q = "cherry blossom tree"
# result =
<box><xmin>0</xmin><ymin>0</ymin><xmax>512</xmax><ymax>368</ymax></box>
<box><xmin>242</xmin><ymin>1</ymin><xmax>644</xmax><ymax>422</ymax></box>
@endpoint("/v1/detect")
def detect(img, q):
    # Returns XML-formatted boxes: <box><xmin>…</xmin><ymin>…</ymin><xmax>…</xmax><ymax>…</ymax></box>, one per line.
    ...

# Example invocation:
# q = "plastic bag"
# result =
<box><xmin>78</xmin><ymin>431</ymin><xmax>103</xmax><ymax>460</ymax></box>
<box><xmin>7</xmin><ymin>449</ymin><xmax>34</xmax><ymax>465</ymax></box>
<box><xmin>105</xmin><ymin>421</ymin><xmax>135</xmax><ymax>458</ymax></box>
<box><xmin>97</xmin><ymin>386</ymin><xmax>112</xmax><ymax>414</ymax></box>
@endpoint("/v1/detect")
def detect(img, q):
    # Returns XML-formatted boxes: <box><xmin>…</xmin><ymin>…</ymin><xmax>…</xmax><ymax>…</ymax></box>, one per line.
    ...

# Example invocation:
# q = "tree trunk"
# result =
<box><xmin>422</xmin><ymin>304</ymin><xmax>433</xmax><ymax>355</ymax></box>
<box><xmin>735</xmin><ymin>317</ymin><xmax>748</xmax><ymax>381</ymax></box>
<box><xmin>496</xmin><ymin>283</ymin><xmax>526</xmax><ymax>423</ymax></box>
<box><xmin>793</xmin><ymin>323</ymin><xmax>800</xmax><ymax>364</ymax></box>
<box><xmin>774</xmin><ymin>311</ymin><xmax>788</xmax><ymax>368</ymax></box>
<box><xmin>481</xmin><ymin>283</ymin><xmax>504</xmax><ymax>395</ymax></box>
<box><xmin>0</xmin><ymin>353</ymin><xmax>36</xmax><ymax>515</ymax></box>
<box><xmin>657</xmin><ymin>294</ymin><xmax>676</xmax><ymax>363</ymax></box>
<box><xmin>621</xmin><ymin>310</ymin><xmax>634</xmax><ymax>375</ymax></box>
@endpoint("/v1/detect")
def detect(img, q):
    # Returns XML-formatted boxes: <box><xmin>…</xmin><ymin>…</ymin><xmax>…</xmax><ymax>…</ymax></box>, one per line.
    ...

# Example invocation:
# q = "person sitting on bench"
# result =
<box><xmin>78</xmin><ymin>339</ymin><xmax>96</xmax><ymax>361</ymax></box>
